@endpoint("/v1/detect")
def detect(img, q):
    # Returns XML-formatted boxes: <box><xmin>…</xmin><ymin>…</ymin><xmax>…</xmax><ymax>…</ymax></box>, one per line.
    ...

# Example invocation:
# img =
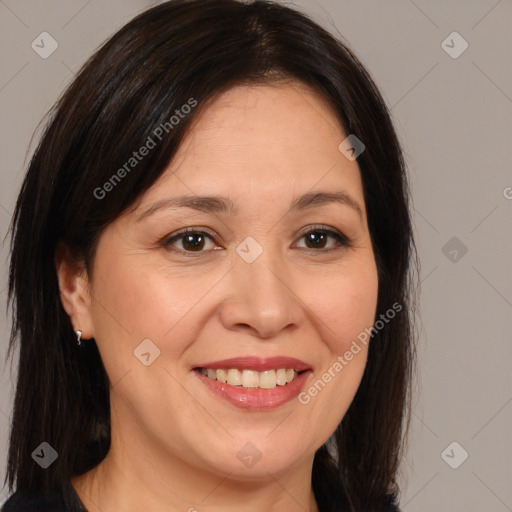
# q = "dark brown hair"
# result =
<box><xmin>5</xmin><ymin>1</ymin><xmax>417</xmax><ymax>510</ymax></box>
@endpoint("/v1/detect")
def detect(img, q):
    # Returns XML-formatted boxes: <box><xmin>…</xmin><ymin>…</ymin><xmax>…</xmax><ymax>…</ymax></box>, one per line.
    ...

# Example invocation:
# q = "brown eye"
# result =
<box><xmin>162</xmin><ymin>226</ymin><xmax>349</xmax><ymax>256</ymax></box>
<box><xmin>304</xmin><ymin>231</ymin><xmax>329</xmax><ymax>249</ymax></box>
<box><xmin>180</xmin><ymin>233</ymin><xmax>207</xmax><ymax>251</ymax></box>
<box><xmin>296</xmin><ymin>227</ymin><xmax>349</xmax><ymax>252</ymax></box>
<box><xmin>163</xmin><ymin>229</ymin><xmax>217</xmax><ymax>253</ymax></box>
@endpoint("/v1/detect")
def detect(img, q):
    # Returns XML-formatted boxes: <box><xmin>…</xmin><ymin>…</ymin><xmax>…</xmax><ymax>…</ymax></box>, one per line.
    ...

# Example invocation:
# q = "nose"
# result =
<box><xmin>219</xmin><ymin>250</ymin><xmax>304</xmax><ymax>339</ymax></box>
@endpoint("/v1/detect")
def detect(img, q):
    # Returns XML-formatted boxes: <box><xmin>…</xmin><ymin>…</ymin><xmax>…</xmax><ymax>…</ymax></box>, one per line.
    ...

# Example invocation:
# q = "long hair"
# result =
<box><xmin>5</xmin><ymin>1</ymin><xmax>418</xmax><ymax>510</ymax></box>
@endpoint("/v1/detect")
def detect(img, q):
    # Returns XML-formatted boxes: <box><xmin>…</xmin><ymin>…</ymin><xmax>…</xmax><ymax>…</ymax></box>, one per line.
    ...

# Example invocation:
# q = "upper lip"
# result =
<box><xmin>194</xmin><ymin>356</ymin><xmax>312</xmax><ymax>372</ymax></box>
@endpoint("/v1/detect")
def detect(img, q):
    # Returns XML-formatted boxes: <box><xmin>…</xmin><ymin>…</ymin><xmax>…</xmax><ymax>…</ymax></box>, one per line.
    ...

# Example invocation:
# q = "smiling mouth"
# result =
<box><xmin>195</xmin><ymin>368</ymin><xmax>306</xmax><ymax>389</ymax></box>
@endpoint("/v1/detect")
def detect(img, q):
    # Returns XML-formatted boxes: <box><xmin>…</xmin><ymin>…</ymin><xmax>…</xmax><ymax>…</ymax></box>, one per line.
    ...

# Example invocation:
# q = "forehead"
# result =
<box><xmin>182</xmin><ymin>81</ymin><xmax>346</xmax><ymax>156</ymax></box>
<box><xmin>132</xmin><ymin>82</ymin><xmax>364</xmax><ymax>214</ymax></box>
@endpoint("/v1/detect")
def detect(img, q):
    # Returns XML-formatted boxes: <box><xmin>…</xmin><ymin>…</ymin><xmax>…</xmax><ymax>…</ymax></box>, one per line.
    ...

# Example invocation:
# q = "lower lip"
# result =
<box><xmin>194</xmin><ymin>370</ymin><xmax>312</xmax><ymax>410</ymax></box>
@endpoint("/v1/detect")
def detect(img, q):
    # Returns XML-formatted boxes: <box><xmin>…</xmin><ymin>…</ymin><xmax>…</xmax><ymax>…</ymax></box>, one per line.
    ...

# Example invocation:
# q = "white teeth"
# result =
<box><xmin>276</xmin><ymin>368</ymin><xmax>287</xmax><ymax>386</ymax></box>
<box><xmin>227</xmin><ymin>369</ymin><xmax>242</xmax><ymax>386</ymax></box>
<box><xmin>201</xmin><ymin>368</ymin><xmax>301</xmax><ymax>389</ymax></box>
<box><xmin>259</xmin><ymin>370</ymin><xmax>277</xmax><ymax>389</ymax></box>
<box><xmin>241</xmin><ymin>370</ymin><xmax>260</xmax><ymax>388</ymax></box>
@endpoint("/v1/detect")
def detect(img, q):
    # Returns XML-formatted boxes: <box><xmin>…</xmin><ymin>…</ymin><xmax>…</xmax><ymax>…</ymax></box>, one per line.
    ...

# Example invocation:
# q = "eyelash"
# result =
<box><xmin>160</xmin><ymin>225</ymin><xmax>351</xmax><ymax>256</ymax></box>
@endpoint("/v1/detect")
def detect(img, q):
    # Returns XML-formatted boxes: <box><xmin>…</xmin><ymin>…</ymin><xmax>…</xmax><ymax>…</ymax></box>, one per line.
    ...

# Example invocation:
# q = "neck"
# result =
<box><xmin>71</xmin><ymin>434</ymin><xmax>319</xmax><ymax>512</ymax></box>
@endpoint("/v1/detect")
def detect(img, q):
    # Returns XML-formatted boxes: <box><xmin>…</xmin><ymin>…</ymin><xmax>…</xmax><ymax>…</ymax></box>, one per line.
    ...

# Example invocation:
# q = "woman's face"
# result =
<box><xmin>71</xmin><ymin>82</ymin><xmax>378</xmax><ymax>482</ymax></box>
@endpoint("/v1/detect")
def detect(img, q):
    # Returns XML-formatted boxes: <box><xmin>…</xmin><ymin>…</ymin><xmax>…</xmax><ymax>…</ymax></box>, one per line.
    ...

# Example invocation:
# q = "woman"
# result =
<box><xmin>2</xmin><ymin>0</ymin><xmax>417</xmax><ymax>510</ymax></box>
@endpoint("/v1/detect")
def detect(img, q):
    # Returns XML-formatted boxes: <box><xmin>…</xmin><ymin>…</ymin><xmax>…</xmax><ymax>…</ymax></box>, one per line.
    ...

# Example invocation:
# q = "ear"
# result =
<box><xmin>55</xmin><ymin>242</ymin><xmax>95</xmax><ymax>340</ymax></box>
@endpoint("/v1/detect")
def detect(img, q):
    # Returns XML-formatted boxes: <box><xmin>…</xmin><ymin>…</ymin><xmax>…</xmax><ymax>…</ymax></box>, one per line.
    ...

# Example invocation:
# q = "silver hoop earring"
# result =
<box><xmin>76</xmin><ymin>330</ymin><xmax>83</xmax><ymax>346</ymax></box>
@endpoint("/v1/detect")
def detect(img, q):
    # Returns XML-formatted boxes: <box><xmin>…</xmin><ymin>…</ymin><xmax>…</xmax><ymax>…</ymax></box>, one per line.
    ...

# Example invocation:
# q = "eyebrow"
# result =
<box><xmin>136</xmin><ymin>191</ymin><xmax>363</xmax><ymax>222</ymax></box>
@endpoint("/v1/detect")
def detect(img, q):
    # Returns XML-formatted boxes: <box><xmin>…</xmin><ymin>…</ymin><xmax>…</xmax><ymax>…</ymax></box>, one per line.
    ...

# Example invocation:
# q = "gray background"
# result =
<box><xmin>1</xmin><ymin>0</ymin><xmax>511</xmax><ymax>510</ymax></box>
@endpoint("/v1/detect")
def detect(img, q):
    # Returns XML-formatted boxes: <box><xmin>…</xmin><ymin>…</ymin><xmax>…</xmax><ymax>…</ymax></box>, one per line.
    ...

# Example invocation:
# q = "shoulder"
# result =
<box><xmin>1</xmin><ymin>488</ymin><xmax>68</xmax><ymax>512</ymax></box>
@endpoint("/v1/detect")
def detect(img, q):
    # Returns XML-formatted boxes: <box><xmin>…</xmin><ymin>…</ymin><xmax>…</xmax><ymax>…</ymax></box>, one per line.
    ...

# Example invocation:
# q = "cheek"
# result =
<box><xmin>310</xmin><ymin>257</ymin><xmax>379</xmax><ymax>352</ymax></box>
<box><xmin>90</xmin><ymin>256</ymin><xmax>200</xmax><ymax>338</ymax></box>
<box><xmin>333</xmin><ymin>278</ymin><xmax>378</xmax><ymax>346</ymax></box>
<box><xmin>88</xmin><ymin>253</ymin><xmax>228</xmax><ymax>382</ymax></box>
<box><xmin>293</xmin><ymin>263</ymin><xmax>378</xmax><ymax>451</ymax></box>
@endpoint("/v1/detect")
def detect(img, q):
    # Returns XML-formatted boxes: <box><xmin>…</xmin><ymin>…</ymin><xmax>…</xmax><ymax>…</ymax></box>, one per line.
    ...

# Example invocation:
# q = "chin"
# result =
<box><xmin>195</xmin><ymin>435</ymin><xmax>312</xmax><ymax>481</ymax></box>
